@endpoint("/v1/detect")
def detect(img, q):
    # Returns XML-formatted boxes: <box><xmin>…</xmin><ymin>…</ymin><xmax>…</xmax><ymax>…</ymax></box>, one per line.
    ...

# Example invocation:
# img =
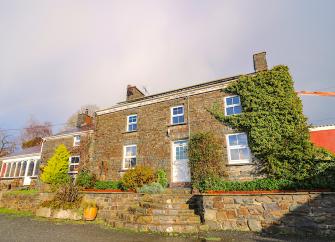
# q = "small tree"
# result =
<box><xmin>188</xmin><ymin>132</ymin><xmax>226</xmax><ymax>189</ymax></box>
<box><xmin>40</xmin><ymin>144</ymin><xmax>70</xmax><ymax>189</ymax></box>
<box><xmin>21</xmin><ymin>116</ymin><xmax>52</xmax><ymax>148</ymax></box>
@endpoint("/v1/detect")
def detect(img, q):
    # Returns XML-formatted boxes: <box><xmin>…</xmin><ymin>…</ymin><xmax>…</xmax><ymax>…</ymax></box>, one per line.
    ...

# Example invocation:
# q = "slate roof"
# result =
<box><xmin>1</xmin><ymin>146</ymin><xmax>41</xmax><ymax>160</ymax></box>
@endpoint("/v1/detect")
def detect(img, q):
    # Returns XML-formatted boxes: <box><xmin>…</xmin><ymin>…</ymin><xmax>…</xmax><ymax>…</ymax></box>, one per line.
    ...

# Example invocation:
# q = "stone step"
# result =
<box><xmin>139</xmin><ymin>194</ymin><xmax>194</xmax><ymax>203</ymax></box>
<box><xmin>139</xmin><ymin>202</ymin><xmax>192</xmax><ymax>210</ymax></box>
<box><xmin>127</xmin><ymin>206</ymin><xmax>196</xmax><ymax>216</ymax></box>
<box><xmin>116</xmin><ymin>213</ymin><xmax>201</xmax><ymax>225</ymax></box>
<box><xmin>106</xmin><ymin>218</ymin><xmax>208</xmax><ymax>233</ymax></box>
<box><xmin>162</xmin><ymin>188</ymin><xmax>192</xmax><ymax>195</ymax></box>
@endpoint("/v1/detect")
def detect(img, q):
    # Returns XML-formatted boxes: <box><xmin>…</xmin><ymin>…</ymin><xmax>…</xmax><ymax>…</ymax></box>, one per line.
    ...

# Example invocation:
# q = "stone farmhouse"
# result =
<box><xmin>1</xmin><ymin>52</ymin><xmax>268</xmax><ymax>188</ymax></box>
<box><xmin>86</xmin><ymin>52</ymin><xmax>268</xmax><ymax>186</ymax></box>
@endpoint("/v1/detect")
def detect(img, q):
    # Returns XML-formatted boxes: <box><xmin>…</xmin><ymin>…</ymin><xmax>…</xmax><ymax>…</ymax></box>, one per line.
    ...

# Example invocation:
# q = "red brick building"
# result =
<box><xmin>309</xmin><ymin>125</ymin><xmax>335</xmax><ymax>154</ymax></box>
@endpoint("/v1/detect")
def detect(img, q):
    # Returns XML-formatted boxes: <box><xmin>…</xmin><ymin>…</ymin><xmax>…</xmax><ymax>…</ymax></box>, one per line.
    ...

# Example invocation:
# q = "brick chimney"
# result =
<box><xmin>126</xmin><ymin>85</ymin><xmax>145</xmax><ymax>101</ymax></box>
<box><xmin>76</xmin><ymin>112</ymin><xmax>93</xmax><ymax>129</ymax></box>
<box><xmin>253</xmin><ymin>52</ymin><xmax>268</xmax><ymax>72</ymax></box>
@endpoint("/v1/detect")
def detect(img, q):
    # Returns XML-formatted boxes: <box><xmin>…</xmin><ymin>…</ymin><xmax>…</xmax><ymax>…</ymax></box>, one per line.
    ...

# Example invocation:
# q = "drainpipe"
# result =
<box><xmin>187</xmin><ymin>95</ymin><xmax>191</xmax><ymax>141</ymax></box>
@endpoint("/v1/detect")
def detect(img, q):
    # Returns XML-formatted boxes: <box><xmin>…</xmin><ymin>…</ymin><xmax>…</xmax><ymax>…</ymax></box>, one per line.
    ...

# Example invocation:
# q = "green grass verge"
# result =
<box><xmin>4</xmin><ymin>189</ymin><xmax>39</xmax><ymax>196</ymax></box>
<box><xmin>0</xmin><ymin>207</ymin><xmax>33</xmax><ymax>217</ymax></box>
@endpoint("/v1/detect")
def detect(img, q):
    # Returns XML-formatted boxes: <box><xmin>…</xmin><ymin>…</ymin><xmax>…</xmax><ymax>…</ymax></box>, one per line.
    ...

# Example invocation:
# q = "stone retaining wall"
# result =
<box><xmin>83</xmin><ymin>191</ymin><xmax>335</xmax><ymax>236</ymax></box>
<box><xmin>83</xmin><ymin>192</ymin><xmax>139</xmax><ymax>221</ymax></box>
<box><xmin>203</xmin><ymin>192</ymin><xmax>335</xmax><ymax>236</ymax></box>
<box><xmin>0</xmin><ymin>190</ymin><xmax>333</xmax><ymax>236</ymax></box>
<box><xmin>0</xmin><ymin>191</ymin><xmax>53</xmax><ymax>212</ymax></box>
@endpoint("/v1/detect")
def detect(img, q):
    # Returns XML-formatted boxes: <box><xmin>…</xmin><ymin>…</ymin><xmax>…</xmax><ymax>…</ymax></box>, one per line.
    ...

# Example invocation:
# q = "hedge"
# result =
<box><xmin>198</xmin><ymin>167</ymin><xmax>335</xmax><ymax>192</ymax></box>
<box><xmin>93</xmin><ymin>180</ymin><xmax>122</xmax><ymax>190</ymax></box>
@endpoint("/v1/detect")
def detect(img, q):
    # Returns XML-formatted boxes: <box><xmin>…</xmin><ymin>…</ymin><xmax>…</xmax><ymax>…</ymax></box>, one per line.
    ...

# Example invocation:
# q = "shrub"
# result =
<box><xmin>40</xmin><ymin>144</ymin><xmax>70</xmax><ymax>189</ymax></box>
<box><xmin>189</xmin><ymin>132</ymin><xmax>226</xmax><ymax>189</ymax></box>
<box><xmin>76</xmin><ymin>170</ymin><xmax>96</xmax><ymax>189</ymax></box>
<box><xmin>156</xmin><ymin>169</ymin><xmax>168</xmax><ymax>188</ymax></box>
<box><xmin>121</xmin><ymin>166</ymin><xmax>155</xmax><ymax>190</ymax></box>
<box><xmin>137</xmin><ymin>182</ymin><xmax>164</xmax><ymax>194</ymax></box>
<box><xmin>198</xmin><ymin>172</ymin><xmax>335</xmax><ymax>193</ymax></box>
<box><xmin>41</xmin><ymin>181</ymin><xmax>82</xmax><ymax>209</ymax></box>
<box><xmin>94</xmin><ymin>180</ymin><xmax>121</xmax><ymax>190</ymax></box>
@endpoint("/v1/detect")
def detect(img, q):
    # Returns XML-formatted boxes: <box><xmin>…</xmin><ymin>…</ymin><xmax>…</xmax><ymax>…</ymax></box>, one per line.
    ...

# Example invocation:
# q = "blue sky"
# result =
<box><xmin>0</xmin><ymin>0</ymin><xmax>334</xmax><ymax>137</ymax></box>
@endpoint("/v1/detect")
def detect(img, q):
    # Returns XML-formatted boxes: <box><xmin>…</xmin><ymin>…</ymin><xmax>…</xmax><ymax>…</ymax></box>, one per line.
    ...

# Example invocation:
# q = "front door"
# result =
<box><xmin>172</xmin><ymin>140</ymin><xmax>191</xmax><ymax>182</ymax></box>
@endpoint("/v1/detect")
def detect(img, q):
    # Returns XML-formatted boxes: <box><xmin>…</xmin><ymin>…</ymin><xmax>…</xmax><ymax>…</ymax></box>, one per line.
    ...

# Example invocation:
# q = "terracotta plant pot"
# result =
<box><xmin>83</xmin><ymin>207</ymin><xmax>97</xmax><ymax>221</ymax></box>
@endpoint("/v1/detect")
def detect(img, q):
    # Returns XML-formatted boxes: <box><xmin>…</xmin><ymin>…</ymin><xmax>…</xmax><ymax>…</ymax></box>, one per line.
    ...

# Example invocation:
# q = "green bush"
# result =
<box><xmin>189</xmin><ymin>132</ymin><xmax>226</xmax><ymax>189</ymax></box>
<box><xmin>40</xmin><ymin>144</ymin><xmax>70</xmax><ymax>189</ymax></box>
<box><xmin>121</xmin><ymin>166</ymin><xmax>155</xmax><ymax>190</ymax></box>
<box><xmin>198</xmin><ymin>169</ymin><xmax>335</xmax><ymax>193</ymax></box>
<box><xmin>76</xmin><ymin>170</ymin><xmax>96</xmax><ymax>189</ymax></box>
<box><xmin>137</xmin><ymin>182</ymin><xmax>164</xmax><ymax>194</ymax></box>
<box><xmin>94</xmin><ymin>180</ymin><xmax>121</xmax><ymax>190</ymax></box>
<box><xmin>41</xmin><ymin>181</ymin><xmax>82</xmax><ymax>209</ymax></box>
<box><xmin>156</xmin><ymin>169</ymin><xmax>168</xmax><ymax>188</ymax></box>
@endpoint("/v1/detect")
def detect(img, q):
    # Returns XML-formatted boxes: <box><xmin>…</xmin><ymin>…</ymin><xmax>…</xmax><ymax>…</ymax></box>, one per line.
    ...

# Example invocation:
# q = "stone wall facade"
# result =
<box><xmin>0</xmin><ymin>190</ymin><xmax>333</xmax><ymax>236</ymax></box>
<box><xmin>82</xmin><ymin>191</ymin><xmax>335</xmax><ymax>236</ymax></box>
<box><xmin>203</xmin><ymin>192</ymin><xmax>335</xmax><ymax>236</ymax></box>
<box><xmin>0</xmin><ymin>191</ymin><xmax>53</xmax><ymax>212</ymax></box>
<box><xmin>92</xmin><ymin>89</ymin><xmax>259</xmax><ymax>183</ymax></box>
<box><xmin>41</xmin><ymin>132</ymin><xmax>93</xmax><ymax>172</ymax></box>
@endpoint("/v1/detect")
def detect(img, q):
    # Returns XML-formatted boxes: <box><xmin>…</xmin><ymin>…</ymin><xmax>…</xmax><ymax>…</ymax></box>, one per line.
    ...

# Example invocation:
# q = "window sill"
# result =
<box><xmin>168</xmin><ymin>122</ymin><xmax>187</xmax><ymax>127</ymax></box>
<box><xmin>226</xmin><ymin>162</ymin><xmax>253</xmax><ymax>166</ymax></box>
<box><xmin>119</xmin><ymin>168</ymin><xmax>135</xmax><ymax>172</ymax></box>
<box><xmin>0</xmin><ymin>177</ymin><xmax>23</xmax><ymax>180</ymax></box>
<box><xmin>122</xmin><ymin>130</ymin><xmax>138</xmax><ymax>134</ymax></box>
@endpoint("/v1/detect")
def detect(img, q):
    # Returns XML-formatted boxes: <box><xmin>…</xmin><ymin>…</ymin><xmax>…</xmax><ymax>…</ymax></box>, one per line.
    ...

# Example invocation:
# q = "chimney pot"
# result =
<box><xmin>253</xmin><ymin>52</ymin><xmax>268</xmax><ymax>72</ymax></box>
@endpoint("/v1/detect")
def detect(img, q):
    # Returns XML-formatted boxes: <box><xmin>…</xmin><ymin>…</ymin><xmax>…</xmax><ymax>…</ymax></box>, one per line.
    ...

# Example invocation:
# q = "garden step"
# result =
<box><xmin>139</xmin><ymin>202</ymin><xmax>192</xmax><ymax>210</ymax></box>
<box><xmin>162</xmin><ymin>188</ymin><xmax>192</xmax><ymax>195</ymax></box>
<box><xmin>116</xmin><ymin>212</ymin><xmax>200</xmax><ymax>225</ymax></box>
<box><xmin>126</xmin><ymin>206</ymin><xmax>196</xmax><ymax>216</ymax></box>
<box><xmin>140</xmin><ymin>194</ymin><xmax>193</xmax><ymax>203</ymax></box>
<box><xmin>106</xmin><ymin>218</ymin><xmax>206</xmax><ymax>233</ymax></box>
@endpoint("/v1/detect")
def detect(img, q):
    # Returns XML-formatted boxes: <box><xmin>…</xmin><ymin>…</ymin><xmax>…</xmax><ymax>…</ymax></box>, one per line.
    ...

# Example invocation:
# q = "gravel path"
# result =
<box><xmin>0</xmin><ymin>214</ymin><xmax>332</xmax><ymax>242</ymax></box>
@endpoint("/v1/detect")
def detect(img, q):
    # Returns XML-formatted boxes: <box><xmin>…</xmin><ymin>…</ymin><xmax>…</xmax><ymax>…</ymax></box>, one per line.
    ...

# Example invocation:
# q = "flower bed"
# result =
<box><xmin>206</xmin><ymin>189</ymin><xmax>331</xmax><ymax>195</ymax></box>
<box><xmin>82</xmin><ymin>189</ymin><xmax>135</xmax><ymax>193</ymax></box>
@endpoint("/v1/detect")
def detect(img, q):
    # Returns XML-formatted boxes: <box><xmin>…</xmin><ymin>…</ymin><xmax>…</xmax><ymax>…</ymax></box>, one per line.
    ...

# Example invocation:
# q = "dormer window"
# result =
<box><xmin>224</xmin><ymin>96</ymin><xmax>242</xmax><ymax>116</ymax></box>
<box><xmin>73</xmin><ymin>135</ymin><xmax>81</xmax><ymax>146</ymax></box>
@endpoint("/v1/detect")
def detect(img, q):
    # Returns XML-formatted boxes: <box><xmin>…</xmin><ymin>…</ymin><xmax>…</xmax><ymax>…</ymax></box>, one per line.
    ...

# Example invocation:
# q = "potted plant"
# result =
<box><xmin>82</xmin><ymin>199</ymin><xmax>98</xmax><ymax>221</ymax></box>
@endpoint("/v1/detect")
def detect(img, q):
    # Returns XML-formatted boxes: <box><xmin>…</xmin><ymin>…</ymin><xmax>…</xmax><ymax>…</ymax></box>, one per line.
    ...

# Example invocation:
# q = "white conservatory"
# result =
<box><xmin>0</xmin><ymin>146</ymin><xmax>41</xmax><ymax>186</ymax></box>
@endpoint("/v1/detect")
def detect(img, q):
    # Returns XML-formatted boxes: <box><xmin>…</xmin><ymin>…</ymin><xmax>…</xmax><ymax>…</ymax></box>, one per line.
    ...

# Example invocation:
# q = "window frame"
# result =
<box><xmin>68</xmin><ymin>156</ymin><xmax>80</xmax><ymax>174</ymax></box>
<box><xmin>226</xmin><ymin>132</ymin><xmax>251</xmax><ymax>164</ymax></box>
<box><xmin>170</xmin><ymin>105</ymin><xmax>185</xmax><ymax>125</ymax></box>
<box><xmin>122</xmin><ymin>144</ymin><xmax>137</xmax><ymax>170</ymax></box>
<box><xmin>173</xmin><ymin>140</ymin><xmax>189</xmax><ymax>161</ymax></box>
<box><xmin>127</xmin><ymin>114</ymin><xmax>138</xmax><ymax>132</ymax></box>
<box><xmin>224</xmin><ymin>95</ymin><xmax>242</xmax><ymax>116</ymax></box>
<box><xmin>0</xmin><ymin>162</ymin><xmax>7</xmax><ymax>178</ymax></box>
<box><xmin>73</xmin><ymin>135</ymin><xmax>81</xmax><ymax>146</ymax></box>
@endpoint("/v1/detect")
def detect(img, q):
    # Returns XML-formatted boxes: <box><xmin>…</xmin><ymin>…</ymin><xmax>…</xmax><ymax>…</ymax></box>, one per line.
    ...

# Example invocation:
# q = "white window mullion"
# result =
<box><xmin>226</xmin><ymin>133</ymin><xmax>251</xmax><ymax>164</ymax></box>
<box><xmin>123</xmin><ymin>145</ymin><xmax>137</xmax><ymax>169</ymax></box>
<box><xmin>24</xmin><ymin>160</ymin><xmax>30</xmax><ymax>178</ymax></box>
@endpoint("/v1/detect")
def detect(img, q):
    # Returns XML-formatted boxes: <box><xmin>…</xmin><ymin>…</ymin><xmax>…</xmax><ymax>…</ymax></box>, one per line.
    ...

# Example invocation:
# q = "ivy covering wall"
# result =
<box><xmin>210</xmin><ymin>65</ymin><xmax>334</xmax><ymax>181</ymax></box>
